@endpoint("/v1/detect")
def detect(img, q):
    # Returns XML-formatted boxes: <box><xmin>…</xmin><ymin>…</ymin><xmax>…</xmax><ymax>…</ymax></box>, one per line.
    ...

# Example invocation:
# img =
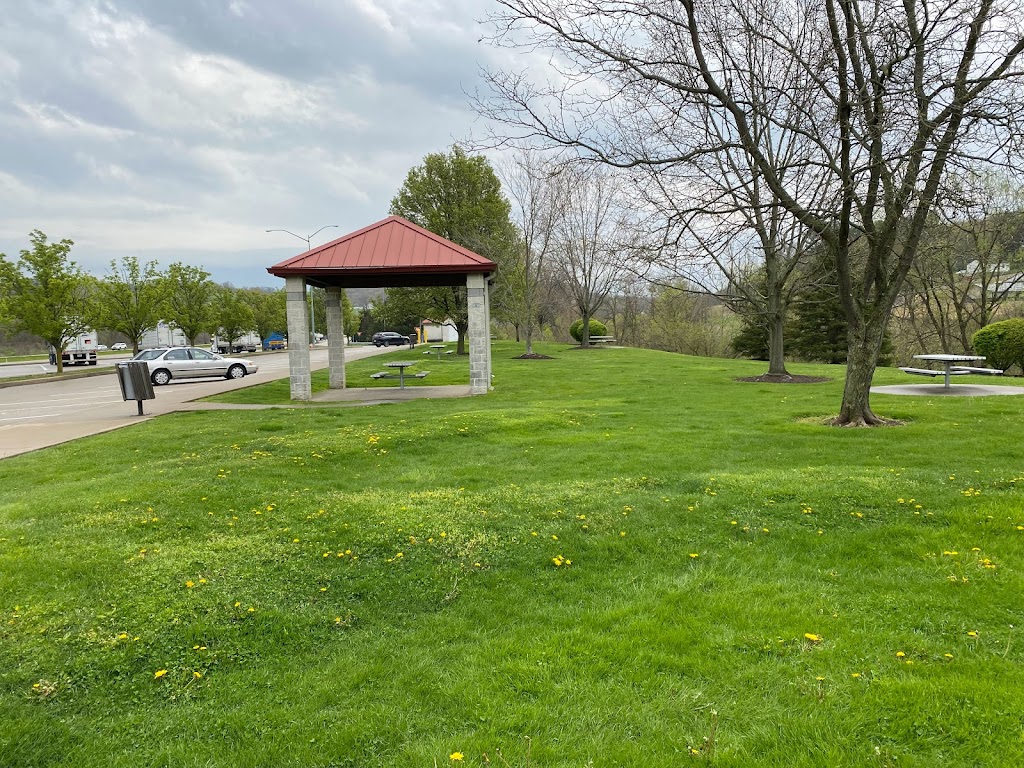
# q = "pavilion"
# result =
<box><xmin>266</xmin><ymin>216</ymin><xmax>496</xmax><ymax>401</ymax></box>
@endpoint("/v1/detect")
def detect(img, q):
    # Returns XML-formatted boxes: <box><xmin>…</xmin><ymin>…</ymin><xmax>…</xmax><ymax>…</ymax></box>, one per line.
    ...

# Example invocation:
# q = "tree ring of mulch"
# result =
<box><xmin>513</xmin><ymin>353</ymin><xmax>554</xmax><ymax>360</ymax></box>
<box><xmin>735</xmin><ymin>373</ymin><xmax>832</xmax><ymax>384</ymax></box>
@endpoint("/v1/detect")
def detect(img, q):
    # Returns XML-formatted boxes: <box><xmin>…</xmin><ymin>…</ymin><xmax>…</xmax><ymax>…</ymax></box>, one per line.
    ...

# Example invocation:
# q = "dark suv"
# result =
<box><xmin>372</xmin><ymin>332</ymin><xmax>412</xmax><ymax>347</ymax></box>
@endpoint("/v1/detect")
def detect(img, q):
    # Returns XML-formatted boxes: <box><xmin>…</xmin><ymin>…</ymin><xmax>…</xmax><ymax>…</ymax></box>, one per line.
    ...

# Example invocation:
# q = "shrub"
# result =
<box><xmin>569</xmin><ymin>318</ymin><xmax>608</xmax><ymax>343</ymax></box>
<box><xmin>972</xmin><ymin>318</ymin><xmax>1024</xmax><ymax>373</ymax></box>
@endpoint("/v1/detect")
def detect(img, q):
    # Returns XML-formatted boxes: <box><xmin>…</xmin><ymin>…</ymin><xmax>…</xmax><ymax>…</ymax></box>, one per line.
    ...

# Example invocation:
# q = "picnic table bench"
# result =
<box><xmin>902</xmin><ymin>354</ymin><xmax>1002</xmax><ymax>389</ymax></box>
<box><xmin>951</xmin><ymin>365</ymin><xmax>1003</xmax><ymax>375</ymax></box>
<box><xmin>370</xmin><ymin>361</ymin><xmax>429</xmax><ymax>389</ymax></box>
<box><xmin>900</xmin><ymin>367</ymin><xmax>969</xmax><ymax>378</ymax></box>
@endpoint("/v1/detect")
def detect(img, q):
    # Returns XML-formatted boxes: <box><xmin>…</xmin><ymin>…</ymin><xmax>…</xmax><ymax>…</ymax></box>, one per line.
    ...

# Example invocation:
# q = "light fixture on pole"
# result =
<box><xmin>266</xmin><ymin>225</ymin><xmax>339</xmax><ymax>345</ymax></box>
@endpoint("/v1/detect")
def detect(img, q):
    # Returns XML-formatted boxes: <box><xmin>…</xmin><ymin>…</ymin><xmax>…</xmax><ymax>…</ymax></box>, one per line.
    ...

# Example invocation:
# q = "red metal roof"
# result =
<box><xmin>266</xmin><ymin>216</ymin><xmax>496</xmax><ymax>287</ymax></box>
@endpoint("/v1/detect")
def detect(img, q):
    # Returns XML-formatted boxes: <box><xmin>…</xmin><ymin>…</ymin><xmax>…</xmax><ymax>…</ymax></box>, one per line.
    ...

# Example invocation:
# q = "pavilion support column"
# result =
<box><xmin>467</xmin><ymin>272</ymin><xmax>492</xmax><ymax>394</ymax></box>
<box><xmin>325</xmin><ymin>286</ymin><xmax>346</xmax><ymax>389</ymax></box>
<box><xmin>285</xmin><ymin>276</ymin><xmax>311</xmax><ymax>401</ymax></box>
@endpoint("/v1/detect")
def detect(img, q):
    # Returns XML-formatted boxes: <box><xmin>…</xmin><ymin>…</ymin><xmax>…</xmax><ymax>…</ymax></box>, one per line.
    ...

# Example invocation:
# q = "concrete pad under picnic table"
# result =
<box><xmin>310</xmin><ymin>384</ymin><xmax>473</xmax><ymax>404</ymax></box>
<box><xmin>872</xmin><ymin>383</ymin><xmax>1024</xmax><ymax>396</ymax></box>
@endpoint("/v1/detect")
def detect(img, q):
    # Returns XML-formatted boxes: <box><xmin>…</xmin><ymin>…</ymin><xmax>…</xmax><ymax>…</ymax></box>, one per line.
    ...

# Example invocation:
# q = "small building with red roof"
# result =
<box><xmin>267</xmin><ymin>216</ymin><xmax>495</xmax><ymax>400</ymax></box>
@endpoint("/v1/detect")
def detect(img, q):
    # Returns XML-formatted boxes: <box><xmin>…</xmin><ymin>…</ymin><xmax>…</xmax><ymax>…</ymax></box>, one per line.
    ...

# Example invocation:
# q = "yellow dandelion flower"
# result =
<box><xmin>620</xmin><ymin>531</ymin><xmax>626</xmax><ymax>537</ymax></box>
<box><xmin>895</xmin><ymin>651</ymin><xmax>905</xmax><ymax>658</ymax></box>
<box><xmin>851</xmin><ymin>672</ymin><xmax>861</xmax><ymax>678</ymax></box>
<box><xmin>804</xmin><ymin>633</ymin><xmax>822</xmax><ymax>643</ymax></box>
<box><xmin>185</xmin><ymin>580</ymin><xmax>195</xmax><ymax>589</ymax></box>
<box><xmin>154</xmin><ymin>669</ymin><xmax>167</xmax><ymax>679</ymax></box>
<box><xmin>689</xmin><ymin>553</ymin><xmax>699</xmax><ymax>559</ymax></box>
<box><xmin>450</xmin><ymin>753</ymin><xmax>464</xmax><ymax>762</ymax></box>
<box><xmin>193</xmin><ymin>671</ymin><xmax>202</xmax><ymax>679</ymax></box>
<box><xmin>551</xmin><ymin>534</ymin><xmax>558</xmax><ymax>540</ymax></box>
<box><xmin>967</xmin><ymin>630</ymin><xmax>978</xmax><ymax>637</ymax></box>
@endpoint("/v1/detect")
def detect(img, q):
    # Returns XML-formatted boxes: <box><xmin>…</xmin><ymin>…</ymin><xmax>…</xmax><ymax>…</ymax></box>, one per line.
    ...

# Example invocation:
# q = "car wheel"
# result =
<box><xmin>151</xmin><ymin>369</ymin><xmax>171</xmax><ymax>386</ymax></box>
<box><xmin>227</xmin><ymin>364</ymin><xmax>247</xmax><ymax>380</ymax></box>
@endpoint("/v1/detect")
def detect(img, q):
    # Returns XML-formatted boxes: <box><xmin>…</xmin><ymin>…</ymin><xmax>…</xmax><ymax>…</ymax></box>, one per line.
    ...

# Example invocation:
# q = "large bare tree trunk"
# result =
<box><xmin>765</xmin><ymin>285</ymin><xmax>789</xmax><ymax>375</ymax></box>
<box><xmin>834</xmin><ymin>317</ymin><xmax>890</xmax><ymax>426</ymax></box>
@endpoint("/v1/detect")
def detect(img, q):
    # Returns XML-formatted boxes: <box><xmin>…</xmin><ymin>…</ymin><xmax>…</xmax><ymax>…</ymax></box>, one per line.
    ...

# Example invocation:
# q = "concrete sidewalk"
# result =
<box><xmin>871</xmin><ymin>383</ymin><xmax>1024</xmax><ymax>397</ymax></box>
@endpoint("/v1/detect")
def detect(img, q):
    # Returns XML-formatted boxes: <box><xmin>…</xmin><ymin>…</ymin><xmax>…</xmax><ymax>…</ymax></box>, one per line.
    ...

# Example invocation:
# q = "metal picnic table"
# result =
<box><xmin>909</xmin><ymin>354</ymin><xmax>988</xmax><ymax>389</ymax></box>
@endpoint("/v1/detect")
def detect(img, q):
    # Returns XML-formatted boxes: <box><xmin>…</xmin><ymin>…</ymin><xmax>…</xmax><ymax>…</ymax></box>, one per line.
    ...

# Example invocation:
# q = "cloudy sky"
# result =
<box><xmin>0</xmin><ymin>0</ymin><xmax>513</xmax><ymax>287</ymax></box>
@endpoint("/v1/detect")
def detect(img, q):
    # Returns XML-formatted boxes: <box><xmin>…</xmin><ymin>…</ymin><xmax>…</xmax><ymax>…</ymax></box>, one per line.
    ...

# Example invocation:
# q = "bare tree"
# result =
<box><xmin>500</xmin><ymin>151</ymin><xmax>568</xmax><ymax>355</ymax></box>
<box><xmin>554</xmin><ymin>164</ymin><xmax>631</xmax><ymax>346</ymax></box>
<box><xmin>902</xmin><ymin>170</ymin><xmax>1024</xmax><ymax>352</ymax></box>
<box><xmin>481</xmin><ymin>0</ymin><xmax>1024</xmax><ymax>424</ymax></box>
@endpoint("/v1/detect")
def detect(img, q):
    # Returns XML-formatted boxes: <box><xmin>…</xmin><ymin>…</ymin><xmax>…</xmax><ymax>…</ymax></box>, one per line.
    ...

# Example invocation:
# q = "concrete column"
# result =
<box><xmin>325</xmin><ymin>286</ymin><xmax>346</xmax><ymax>389</ymax></box>
<box><xmin>285</xmin><ymin>276</ymin><xmax>311</xmax><ymax>401</ymax></box>
<box><xmin>467</xmin><ymin>272</ymin><xmax>492</xmax><ymax>394</ymax></box>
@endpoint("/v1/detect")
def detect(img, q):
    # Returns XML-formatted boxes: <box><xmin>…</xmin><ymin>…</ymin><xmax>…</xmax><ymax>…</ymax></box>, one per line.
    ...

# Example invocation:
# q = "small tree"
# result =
<box><xmin>242</xmin><ymin>288</ymin><xmax>287</xmax><ymax>344</ymax></box>
<box><xmin>214</xmin><ymin>285</ymin><xmax>255</xmax><ymax>351</ymax></box>
<box><xmin>0</xmin><ymin>230</ymin><xmax>95</xmax><ymax>374</ymax></box>
<box><xmin>95</xmin><ymin>256</ymin><xmax>166</xmax><ymax>355</ymax></box>
<box><xmin>163</xmin><ymin>263</ymin><xmax>216</xmax><ymax>345</ymax></box>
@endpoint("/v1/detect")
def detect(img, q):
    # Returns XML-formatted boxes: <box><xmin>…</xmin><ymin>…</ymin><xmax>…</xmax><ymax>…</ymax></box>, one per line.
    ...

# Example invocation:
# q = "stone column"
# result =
<box><xmin>285</xmin><ymin>276</ymin><xmax>311</xmax><ymax>401</ymax></box>
<box><xmin>325</xmin><ymin>286</ymin><xmax>346</xmax><ymax>389</ymax></box>
<box><xmin>467</xmin><ymin>272</ymin><xmax>492</xmax><ymax>394</ymax></box>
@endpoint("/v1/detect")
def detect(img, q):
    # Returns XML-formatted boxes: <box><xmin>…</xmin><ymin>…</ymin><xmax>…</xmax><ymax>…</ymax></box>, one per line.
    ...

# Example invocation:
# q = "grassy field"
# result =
<box><xmin>2</xmin><ymin>343</ymin><xmax>1023</xmax><ymax>767</ymax></box>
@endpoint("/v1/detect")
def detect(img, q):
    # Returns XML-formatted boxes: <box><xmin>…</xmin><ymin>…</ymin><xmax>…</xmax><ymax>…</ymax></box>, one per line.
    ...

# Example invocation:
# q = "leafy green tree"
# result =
<box><xmin>94</xmin><ymin>256</ymin><xmax>166</xmax><ymax>355</ymax></box>
<box><xmin>340</xmin><ymin>289</ymin><xmax>359</xmax><ymax>339</ymax></box>
<box><xmin>387</xmin><ymin>146</ymin><xmax>516</xmax><ymax>353</ymax></box>
<box><xmin>242</xmin><ymin>288</ymin><xmax>287</xmax><ymax>343</ymax></box>
<box><xmin>163</xmin><ymin>263</ymin><xmax>216</xmax><ymax>345</ymax></box>
<box><xmin>0</xmin><ymin>230</ymin><xmax>95</xmax><ymax>373</ymax></box>
<box><xmin>213</xmin><ymin>285</ymin><xmax>255</xmax><ymax>350</ymax></box>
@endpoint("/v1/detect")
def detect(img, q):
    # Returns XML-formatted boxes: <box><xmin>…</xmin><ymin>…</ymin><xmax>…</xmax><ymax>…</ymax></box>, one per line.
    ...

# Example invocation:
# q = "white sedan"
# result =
<box><xmin>131</xmin><ymin>346</ymin><xmax>259</xmax><ymax>385</ymax></box>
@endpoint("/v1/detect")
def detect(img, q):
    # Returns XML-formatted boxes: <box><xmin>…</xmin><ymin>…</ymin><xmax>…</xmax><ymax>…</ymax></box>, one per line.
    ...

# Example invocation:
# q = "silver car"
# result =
<box><xmin>132</xmin><ymin>346</ymin><xmax>259</xmax><ymax>385</ymax></box>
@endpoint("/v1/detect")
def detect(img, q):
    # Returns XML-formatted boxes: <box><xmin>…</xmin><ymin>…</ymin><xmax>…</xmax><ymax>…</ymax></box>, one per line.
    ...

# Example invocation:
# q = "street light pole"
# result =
<box><xmin>266</xmin><ymin>225</ymin><xmax>339</xmax><ymax>346</ymax></box>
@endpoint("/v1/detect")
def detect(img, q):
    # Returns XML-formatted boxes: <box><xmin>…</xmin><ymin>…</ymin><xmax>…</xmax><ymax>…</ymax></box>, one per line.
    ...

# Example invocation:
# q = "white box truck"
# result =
<box><xmin>61</xmin><ymin>330</ymin><xmax>99</xmax><ymax>366</ymax></box>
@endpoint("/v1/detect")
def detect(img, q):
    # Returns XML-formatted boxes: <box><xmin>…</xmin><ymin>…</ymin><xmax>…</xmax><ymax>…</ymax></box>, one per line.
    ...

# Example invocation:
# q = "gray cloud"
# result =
<box><xmin>0</xmin><ymin>0</ymin><xmax>509</xmax><ymax>286</ymax></box>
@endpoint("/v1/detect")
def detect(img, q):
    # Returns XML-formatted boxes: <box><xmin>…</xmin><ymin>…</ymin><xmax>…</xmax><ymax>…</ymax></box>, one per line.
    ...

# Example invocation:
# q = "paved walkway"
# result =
<box><xmin>872</xmin><ymin>383</ymin><xmax>1024</xmax><ymax>397</ymax></box>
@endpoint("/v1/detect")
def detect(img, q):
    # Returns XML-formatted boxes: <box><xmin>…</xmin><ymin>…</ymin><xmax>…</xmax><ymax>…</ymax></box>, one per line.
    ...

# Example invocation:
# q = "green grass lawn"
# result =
<box><xmin>2</xmin><ymin>343</ymin><xmax>1023</xmax><ymax>767</ymax></box>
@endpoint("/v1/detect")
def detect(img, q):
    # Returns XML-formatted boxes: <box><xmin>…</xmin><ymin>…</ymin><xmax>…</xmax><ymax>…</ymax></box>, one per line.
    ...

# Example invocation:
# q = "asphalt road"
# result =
<box><xmin>0</xmin><ymin>353</ymin><xmax>140</xmax><ymax>380</ymax></box>
<box><xmin>0</xmin><ymin>346</ymin><xmax>390</xmax><ymax>460</ymax></box>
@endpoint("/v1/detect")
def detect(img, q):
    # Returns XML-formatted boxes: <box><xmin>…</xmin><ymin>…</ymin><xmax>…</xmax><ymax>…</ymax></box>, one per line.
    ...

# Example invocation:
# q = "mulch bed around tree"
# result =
<box><xmin>513</xmin><ymin>353</ymin><xmax>554</xmax><ymax>360</ymax></box>
<box><xmin>735</xmin><ymin>373</ymin><xmax>832</xmax><ymax>384</ymax></box>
